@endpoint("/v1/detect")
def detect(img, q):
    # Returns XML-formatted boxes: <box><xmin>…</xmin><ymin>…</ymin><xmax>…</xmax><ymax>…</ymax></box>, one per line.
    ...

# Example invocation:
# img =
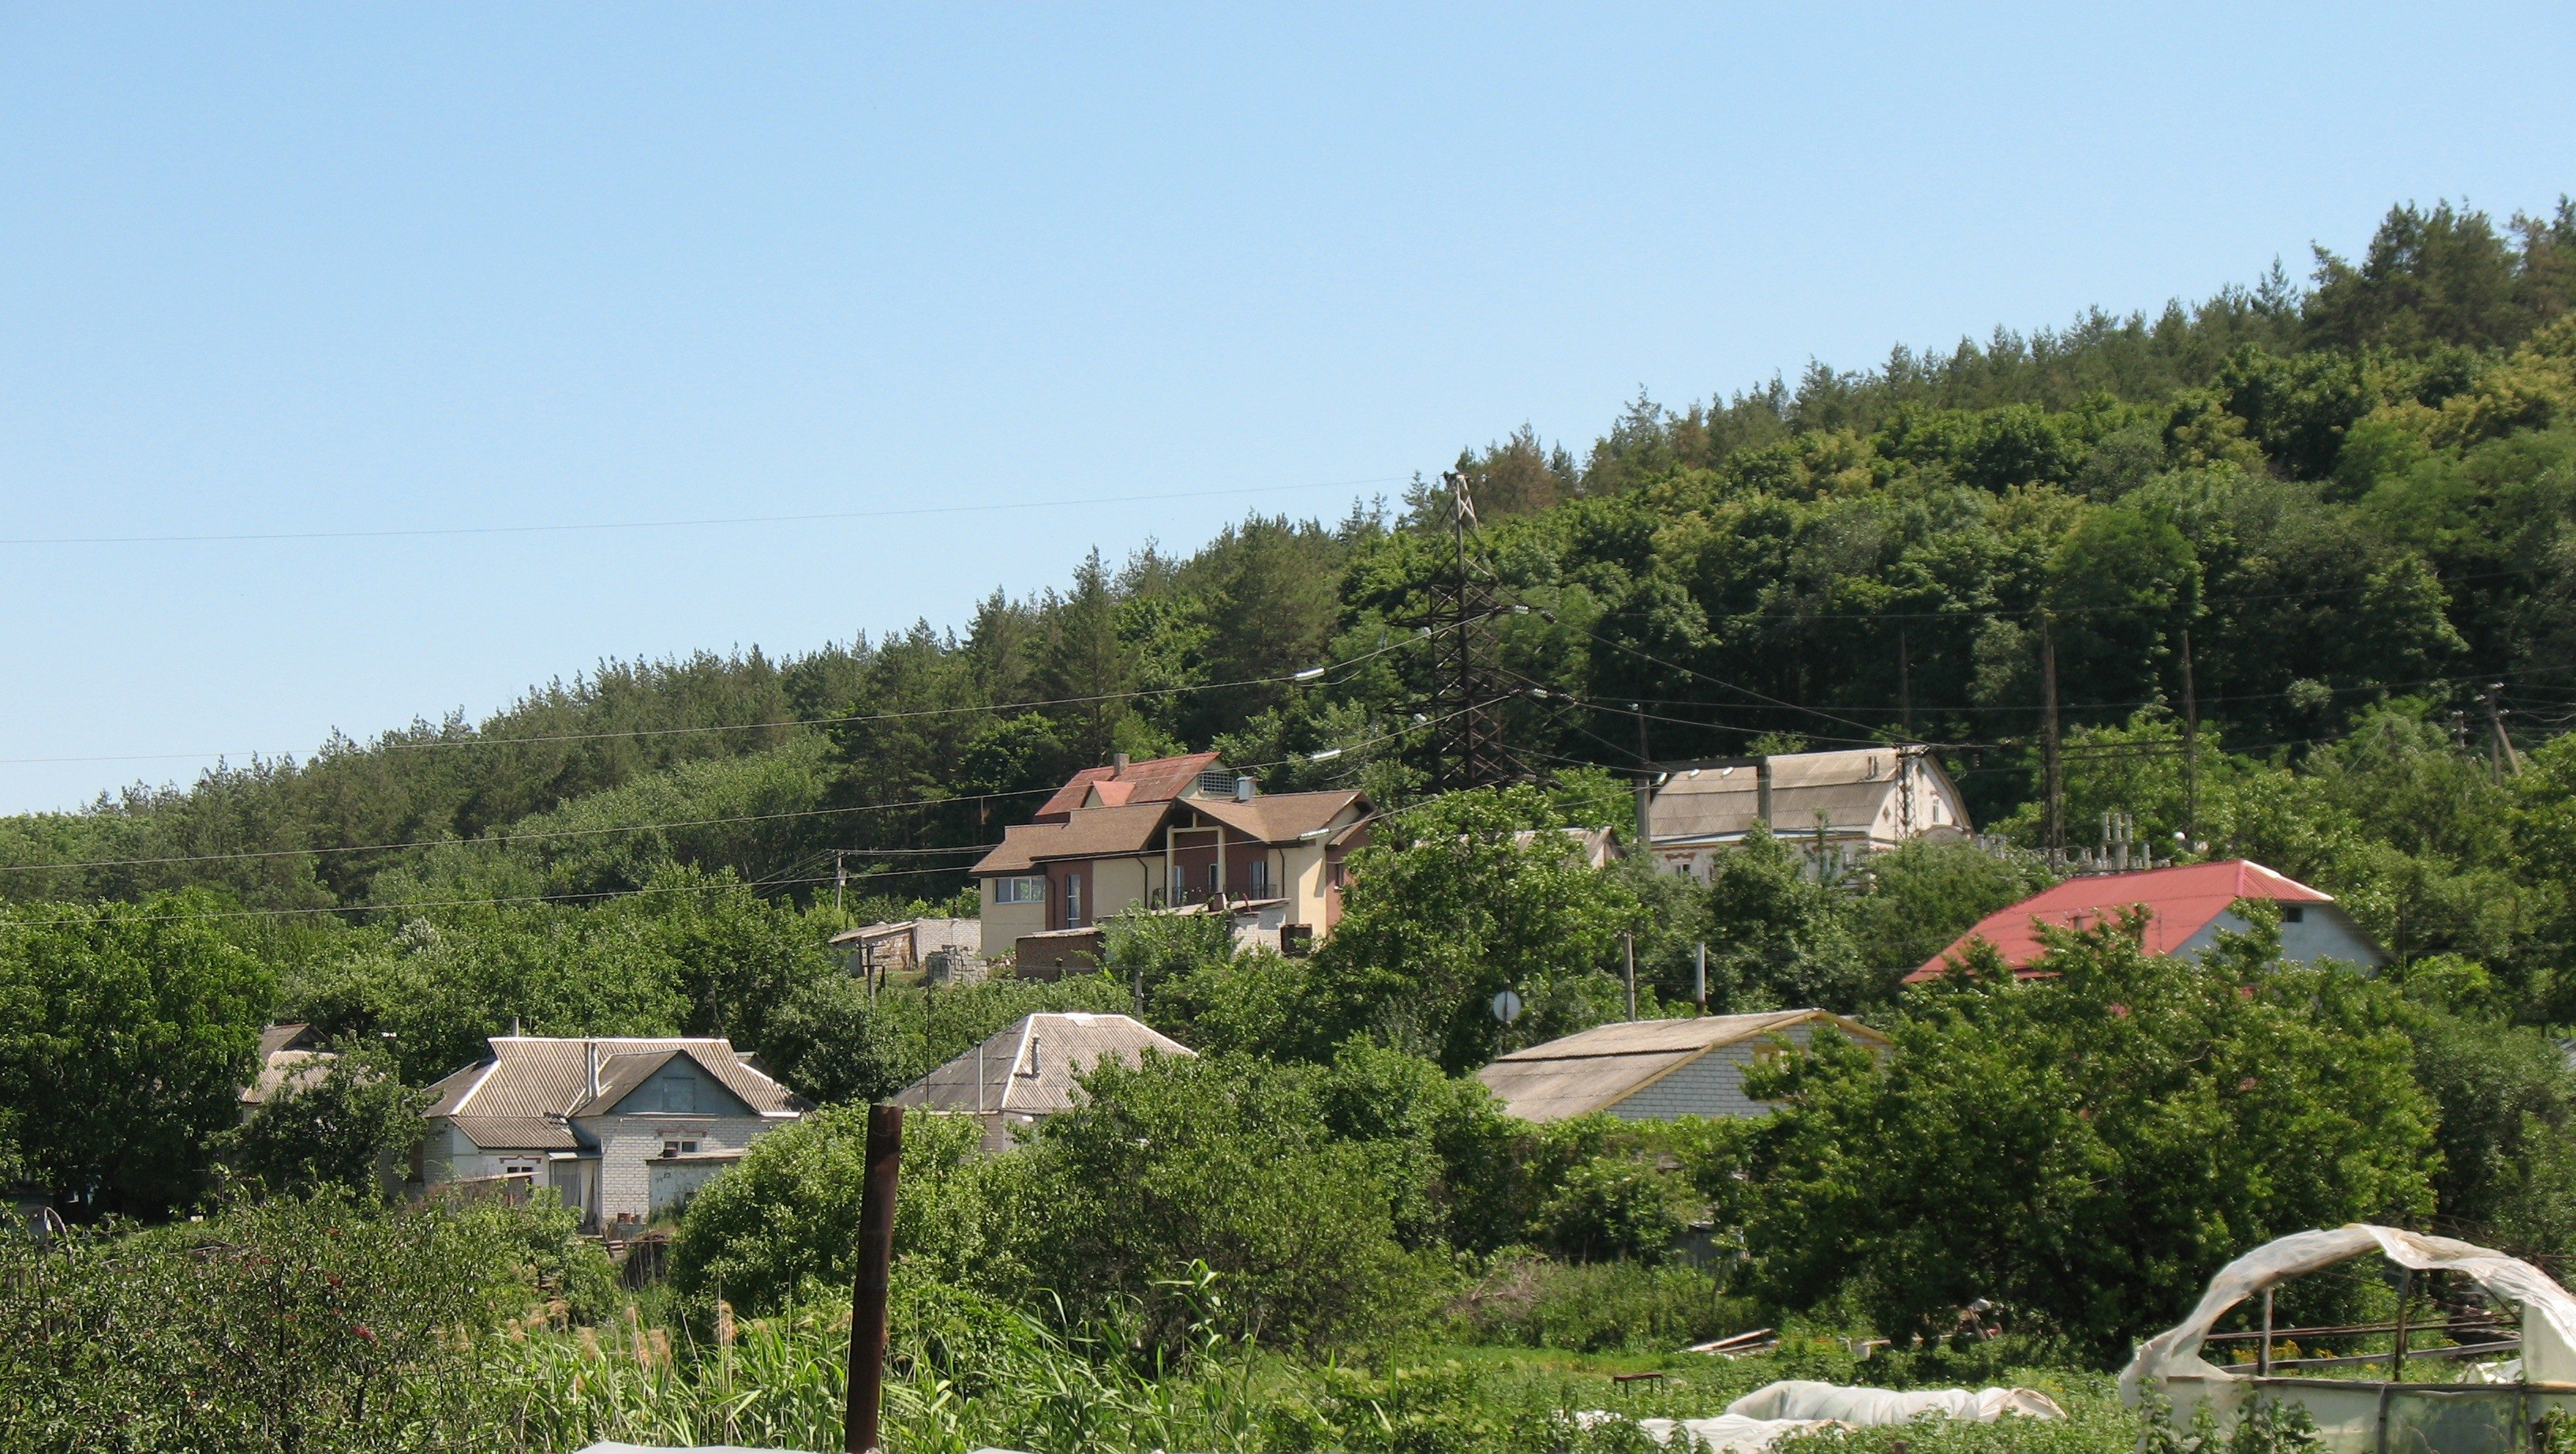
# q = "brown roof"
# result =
<box><xmin>972</xmin><ymin>801</ymin><xmax>1174</xmax><ymax>875</ymax></box>
<box><xmin>1186</xmin><ymin>789</ymin><xmax>1366</xmax><ymax>844</ymax></box>
<box><xmin>1033</xmin><ymin>752</ymin><xmax>1222</xmax><ymax>823</ymax></box>
<box><xmin>1474</xmin><ymin>1010</ymin><xmax>1888</xmax><ymax>1123</ymax></box>
<box><xmin>423</xmin><ymin>1036</ymin><xmax>803</xmax><ymax>1126</ymax></box>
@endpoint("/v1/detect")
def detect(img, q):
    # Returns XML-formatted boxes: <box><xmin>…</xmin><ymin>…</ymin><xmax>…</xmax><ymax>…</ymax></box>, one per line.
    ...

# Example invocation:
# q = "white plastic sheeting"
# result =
<box><xmin>2118</xmin><ymin>1223</ymin><xmax>2576</xmax><ymax>1404</ymax></box>
<box><xmin>1628</xmin><ymin>1415</ymin><xmax>1840</xmax><ymax>1452</ymax></box>
<box><xmin>1726</xmin><ymin>1380</ymin><xmax>2067</xmax><ymax>1422</ymax></box>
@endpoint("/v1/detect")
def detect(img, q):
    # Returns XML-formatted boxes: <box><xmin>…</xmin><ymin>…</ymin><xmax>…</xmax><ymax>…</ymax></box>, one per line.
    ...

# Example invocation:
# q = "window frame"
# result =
<box><xmin>993</xmin><ymin>875</ymin><xmax>1046</xmax><ymax>905</ymax></box>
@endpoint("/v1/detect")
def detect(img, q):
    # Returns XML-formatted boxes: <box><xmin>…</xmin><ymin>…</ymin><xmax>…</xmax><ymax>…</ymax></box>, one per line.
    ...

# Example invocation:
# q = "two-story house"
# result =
<box><xmin>972</xmin><ymin>752</ymin><xmax>1371</xmax><ymax>961</ymax></box>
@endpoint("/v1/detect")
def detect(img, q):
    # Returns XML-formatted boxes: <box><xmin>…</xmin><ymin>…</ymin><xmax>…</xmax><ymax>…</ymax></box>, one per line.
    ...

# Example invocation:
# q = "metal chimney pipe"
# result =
<box><xmin>585</xmin><ymin>1040</ymin><xmax>599</xmax><ymax>1102</ymax></box>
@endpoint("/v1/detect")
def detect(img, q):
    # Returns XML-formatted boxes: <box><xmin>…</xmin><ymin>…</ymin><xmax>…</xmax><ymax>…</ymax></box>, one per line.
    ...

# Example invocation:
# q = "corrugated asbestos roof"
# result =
<box><xmin>891</xmin><ymin>1012</ymin><xmax>1195</xmax><ymax>1117</ymax></box>
<box><xmin>1474</xmin><ymin>1010</ymin><xmax>1885</xmax><ymax>1123</ymax></box>
<box><xmin>1904</xmin><ymin>858</ymin><xmax>2334</xmax><ymax>981</ymax></box>
<box><xmin>423</xmin><ymin>1036</ymin><xmax>802</xmax><ymax>1128</ymax></box>
<box><xmin>1649</xmin><ymin>749</ymin><xmax>1910</xmax><ymax>844</ymax></box>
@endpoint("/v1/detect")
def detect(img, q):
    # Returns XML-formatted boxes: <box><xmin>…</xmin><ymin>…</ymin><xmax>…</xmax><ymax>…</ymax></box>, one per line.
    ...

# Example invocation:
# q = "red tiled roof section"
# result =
<box><xmin>1903</xmin><ymin>859</ymin><xmax>2332</xmax><ymax>983</ymax></box>
<box><xmin>1032</xmin><ymin>751</ymin><xmax>1222</xmax><ymax>823</ymax></box>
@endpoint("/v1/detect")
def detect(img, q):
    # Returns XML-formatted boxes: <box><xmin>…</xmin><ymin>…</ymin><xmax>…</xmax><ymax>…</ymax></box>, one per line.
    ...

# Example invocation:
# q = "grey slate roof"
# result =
<box><xmin>1474</xmin><ymin>1010</ymin><xmax>1889</xmax><ymax>1123</ymax></box>
<box><xmin>892</xmin><ymin>1012</ymin><xmax>1194</xmax><ymax>1117</ymax></box>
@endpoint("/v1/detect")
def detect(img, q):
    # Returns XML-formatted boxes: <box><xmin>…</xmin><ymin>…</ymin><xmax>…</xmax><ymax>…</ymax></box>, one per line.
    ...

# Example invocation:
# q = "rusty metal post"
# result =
<box><xmin>845</xmin><ymin>1104</ymin><xmax>904</xmax><ymax>1454</ymax></box>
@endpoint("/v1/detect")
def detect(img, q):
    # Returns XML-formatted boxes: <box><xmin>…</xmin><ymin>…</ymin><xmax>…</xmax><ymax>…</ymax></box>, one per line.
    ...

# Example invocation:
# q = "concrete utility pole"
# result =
<box><xmin>1622</xmin><ymin>931</ymin><xmax>1638</xmax><ymax>1021</ymax></box>
<box><xmin>2040</xmin><ymin>614</ymin><xmax>2064</xmax><ymax>869</ymax></box>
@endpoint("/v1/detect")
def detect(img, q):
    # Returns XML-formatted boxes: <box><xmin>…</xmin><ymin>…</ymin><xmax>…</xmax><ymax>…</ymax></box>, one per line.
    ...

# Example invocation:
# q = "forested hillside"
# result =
<box><xmin>9</xmin><ymin>199</ymin><xmax>2572</xmax><ymax>917</ymax></box>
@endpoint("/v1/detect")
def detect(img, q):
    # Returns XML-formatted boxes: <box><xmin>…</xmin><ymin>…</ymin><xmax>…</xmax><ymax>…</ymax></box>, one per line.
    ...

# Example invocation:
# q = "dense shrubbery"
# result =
<box><xmin>0</xmin><ymin>1190</ymin><xmax>612</xmax><ymax>1452</ymax></box>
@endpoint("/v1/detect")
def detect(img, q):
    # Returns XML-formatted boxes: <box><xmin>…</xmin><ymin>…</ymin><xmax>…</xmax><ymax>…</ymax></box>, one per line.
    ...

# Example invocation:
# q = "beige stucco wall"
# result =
<box><xmin>981</xmin><ymin>879</ymin><xmax>1046</xmax><ymax>946</ymax></box>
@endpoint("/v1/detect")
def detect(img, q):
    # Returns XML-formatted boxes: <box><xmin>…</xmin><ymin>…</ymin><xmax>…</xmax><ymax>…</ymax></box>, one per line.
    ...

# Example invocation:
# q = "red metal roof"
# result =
<box><xmin>1903</xmin><ymin>859</ymin><xmax>2333</xmax><ymax>983</ymax></box>
<box><xmin>1032</xmin><ymin>752</ymin><xmax>1222</xmax><ymax>823</ymax></box>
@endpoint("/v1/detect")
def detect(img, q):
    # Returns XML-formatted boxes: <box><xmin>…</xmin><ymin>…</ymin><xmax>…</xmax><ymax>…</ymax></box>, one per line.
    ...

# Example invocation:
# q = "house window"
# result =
<box><xmin>1206</xmin><ymin>862</ymin><xmax>1221</xmax><ymax>891</ymax></box>
<box><xmin>1065</xmin><ymin>872</ymin><xmax>1083</xmax><ymax>925</ymax></box>
<box><xmin>661</xmin><ymin>1137</ymin><xmax>700</xmax><ymax>1158</ymax></box>
<box><xmin>500</xmin><ymin>1158</ymin><xmax>539</xmax><ymax>1179</ymax></box>
<box><xmin>993</xmin><ymin>875</ymin><xmax>1045</xmax><ymax>905</ymax></box>
<box><xmin>1249</xmin><ymin>858</ymin><xmax>1270</xmax><ymax>896</ymax></box>
<box><xmin>1196</xmin><ymin>769</ymin><xmax>1234</xmax><ymax>796</ymax></box>
<box><xmin>660</xmin><ymin>1072</ymin><xmax>698</xmax><ymax>1114</ymax></box>
<box><xmin>2282</xmin><ymin>905</ymin><xmax>2306</xmax><ymax>923</ymax></box>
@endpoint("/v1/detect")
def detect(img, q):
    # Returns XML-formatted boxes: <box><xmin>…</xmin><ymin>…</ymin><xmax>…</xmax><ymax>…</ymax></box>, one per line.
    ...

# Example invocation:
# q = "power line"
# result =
<box><xmin>0</xmin><ymin>789</ymin><xmax>1050</xmax><ymax>876</ymax></box>
<box><xmin>0</xmin><ymin>636</ymin><xmax>1422</xmax><ymax>770</ymax></box>
<box><xmin>0</xmin><ymin>475</ymin><xmax>1410</xmax><ymax>548</ymax></box>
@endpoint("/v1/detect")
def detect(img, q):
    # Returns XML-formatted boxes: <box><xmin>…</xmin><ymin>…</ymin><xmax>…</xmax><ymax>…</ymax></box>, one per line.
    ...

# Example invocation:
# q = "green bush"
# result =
<box><xmin>1447</xmin><ymin>1250</ymin><xmax>1747</xmax><ymax>1351</ymax></box>
<box><xmin>667</xmin><ymin>1104</ymin><xmax>1009</xmax><ymax>1313</ymax></box>
<box><xmin>1016</xmin><ymin>1049</ymin><xmax>1451</xmax><ymax>1353</ymax></box>
<box><xmin>0</xmin><ymin>1190</ymin><xmax>571</xmax><ymax>1452</ymax></box>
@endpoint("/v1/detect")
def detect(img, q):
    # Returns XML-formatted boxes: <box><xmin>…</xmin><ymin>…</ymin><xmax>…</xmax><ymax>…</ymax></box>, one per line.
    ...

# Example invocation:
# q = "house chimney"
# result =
<box><xmin>585</xmin><ymin>1040</ymin><xmax>600</xmax><ymax>1102</ymax></box>
<box><xmin>1234</xmin><ymin>774</ymin><xmax>1255</xmax><ymax>802</ymax></box>
<box><xmin>1755</xmin><ymin>758</ymin><xmax>1773</xmax><ymax>830</ymax></box>
<box><xmin>1113</xmin><ymin>751</ymin><xmax>1130</xmax><ymax>771</ymax></box>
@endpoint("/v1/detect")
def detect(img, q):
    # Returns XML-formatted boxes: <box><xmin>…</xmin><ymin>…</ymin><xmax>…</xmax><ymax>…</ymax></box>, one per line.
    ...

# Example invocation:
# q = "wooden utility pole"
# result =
<box><xmin>2040</xmin><ymin>614</ymin><xmax>2064</xmax><ymax>868</ymax></box>
<box><xmin>2179</xmin><ymin>628</ymin><xmax>2199</xmax><ymax>849</ymax></box>
<box><xmin>844</xmin><ymin>1104</ymin><xmax>904</xmax><ymax>1454</ymax></box>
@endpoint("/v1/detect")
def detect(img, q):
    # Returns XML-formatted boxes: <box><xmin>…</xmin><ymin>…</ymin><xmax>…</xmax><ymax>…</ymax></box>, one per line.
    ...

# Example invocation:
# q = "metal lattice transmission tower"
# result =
<box><xmin>1422</xmin><ymin>470</ymin><xmax>1526</xmax><ymax>790</ymax></box>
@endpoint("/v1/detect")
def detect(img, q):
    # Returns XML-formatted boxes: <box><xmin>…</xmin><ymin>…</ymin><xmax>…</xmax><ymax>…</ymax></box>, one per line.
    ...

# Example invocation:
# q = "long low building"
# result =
<box><xmin>1475</xmin><ymin>1010</ymin><xmax>1889</xmax><ymax>1123</ymax></box>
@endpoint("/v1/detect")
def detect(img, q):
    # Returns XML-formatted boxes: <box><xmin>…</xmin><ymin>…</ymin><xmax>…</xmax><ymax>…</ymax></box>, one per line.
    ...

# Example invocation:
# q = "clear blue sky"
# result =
<box><xmin>3</xmin><ymin>5</ymin><xmax>2571</xmax><ymax>813</ymax></box>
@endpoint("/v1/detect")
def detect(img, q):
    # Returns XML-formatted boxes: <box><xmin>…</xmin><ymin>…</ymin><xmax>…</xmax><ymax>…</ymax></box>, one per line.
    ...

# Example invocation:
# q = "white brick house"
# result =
<box><xmin>415</xmin><ymin>1035</ymin><xmax>806</xmax><ymax>1229</ymax></box>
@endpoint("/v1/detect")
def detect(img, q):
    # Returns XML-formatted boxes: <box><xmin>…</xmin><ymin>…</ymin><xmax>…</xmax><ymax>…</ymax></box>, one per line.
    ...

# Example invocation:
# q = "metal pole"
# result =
<box><xmin>2392</xmin><ymin>1267</ymin><xmax>2410</xmax><ymax>1384</ymax></box>
<box><xmin>2041</xmin><ymin>613</ymin><xmax>2063</xmax><ymax>869</ymax></box>
<box><xmin>845</xmin><ymin>1104</ymin><xmax>904</xmax><ymax>1454</ymax></box>
<box><xmin>1623</xmin><ymin>931</ymin><xmax>1637</xmax><ymax>1021</ymax></box>
<box><xmin>2180</xmin><ymin>628</ymin><xmax>2199</xmax><ymax>849</ymax></box>
<box><xmin>2259</xmin><ymin>1286</ymin><xmax>2273</xmax><ymax>1376</ymax></box>
<box><xmin>1694</xmin><ymin>942</ymin><xmax>1707</xmax><ymax>1010</ymax></box>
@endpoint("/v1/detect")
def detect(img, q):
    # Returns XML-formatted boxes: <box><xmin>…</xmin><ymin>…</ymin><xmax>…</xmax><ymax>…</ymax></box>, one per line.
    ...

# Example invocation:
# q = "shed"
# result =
<box><xmin>1476</xmin><ymin>1010</ymin><xmax>1888</xmax><ymax>1124</ymax></box>
<box><xmin>892</xmin><ymin>1011</ymin><xmax>1194</xmax><ymax>1150</ymax></box>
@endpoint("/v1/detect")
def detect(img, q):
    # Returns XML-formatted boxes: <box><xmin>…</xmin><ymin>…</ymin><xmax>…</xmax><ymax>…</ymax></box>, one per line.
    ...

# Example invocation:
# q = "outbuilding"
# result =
<box><xmin>1475</xmin><ymin>1010</ymin><xmax>1888</xmax><ymax>1124</ymax></box>
<box><xmin>893</xmin><ymin>1011</ymin><xmax>1193</xmax><ymax>1150</ymax></box>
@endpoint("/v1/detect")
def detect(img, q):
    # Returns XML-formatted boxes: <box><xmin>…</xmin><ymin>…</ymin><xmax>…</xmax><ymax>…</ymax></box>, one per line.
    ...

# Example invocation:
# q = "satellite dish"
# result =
<box><xmin>1489</xmin><ymin>989</ymin><xmax>1523</xmax><ymax>1025</ymax></box>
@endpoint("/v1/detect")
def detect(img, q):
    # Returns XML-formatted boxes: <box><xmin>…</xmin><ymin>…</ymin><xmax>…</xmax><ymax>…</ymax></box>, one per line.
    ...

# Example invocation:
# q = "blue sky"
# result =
<box><xmin>2</xmin><ymin>4</ymin><xmax>2571</xmax><ymax>813</ymax></box>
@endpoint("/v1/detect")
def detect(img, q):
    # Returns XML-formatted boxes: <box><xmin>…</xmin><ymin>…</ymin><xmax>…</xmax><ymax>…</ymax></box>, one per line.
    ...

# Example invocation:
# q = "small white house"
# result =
<box><xmin>1475</xmin><ymin>1010</ymin><xmax>1889</xmax><ymax>1123</ymax></box>
<box><xmin>415</xmin><ymin>1035</ymin><xmax>806</xmax><ymax>1228</ymax></box>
